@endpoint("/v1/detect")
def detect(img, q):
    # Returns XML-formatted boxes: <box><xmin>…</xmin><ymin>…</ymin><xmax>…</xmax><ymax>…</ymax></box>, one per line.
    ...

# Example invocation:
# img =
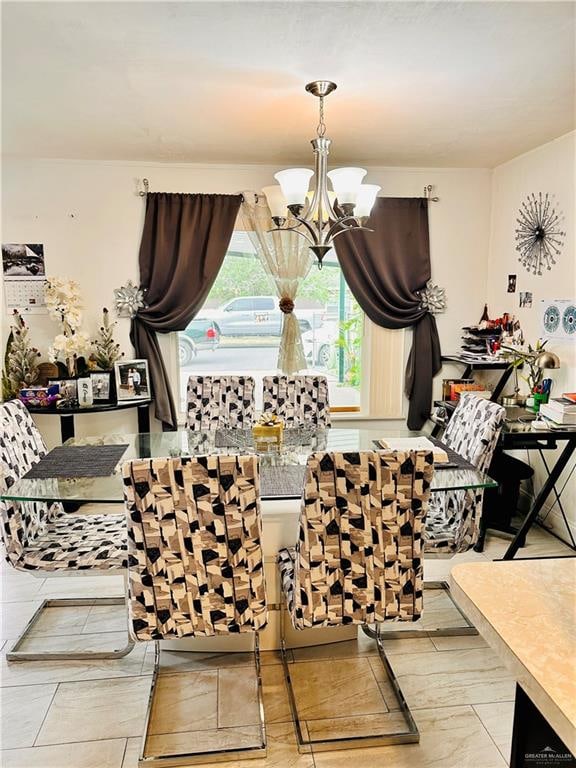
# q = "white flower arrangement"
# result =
<box><xmin>44</xmin><ymin>277</ymin><xmax>91</xmax><ymax>374</ymax></box>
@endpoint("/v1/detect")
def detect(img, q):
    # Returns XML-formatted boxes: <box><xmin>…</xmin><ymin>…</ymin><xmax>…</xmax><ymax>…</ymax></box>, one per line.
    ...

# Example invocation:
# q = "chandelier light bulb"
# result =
<box><xmin>274</xmin><ymin>168</ymin><xmax>313</xmax><ymax>207</ymax></box>
<box><xmin>262</xmin><ymin>185</ymin><xmax>288</xmax><ymax>219</ymax></box>
<box><xmin>354</xmin><ymin>184</ymin><xmax>381</xmax><ymax>218</ymax></box>
<box><xmin>327</xmin><ymin>167</ymin><xmax>367</xmax><ymax>205</ymax></box>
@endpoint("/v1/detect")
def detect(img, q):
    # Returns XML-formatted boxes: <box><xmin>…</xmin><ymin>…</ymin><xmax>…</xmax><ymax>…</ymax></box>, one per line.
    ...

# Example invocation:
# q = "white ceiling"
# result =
<box><xmin>2</xmin><ymin>1</ymin><xmax>574</xmax><ymax>167</ymax></box>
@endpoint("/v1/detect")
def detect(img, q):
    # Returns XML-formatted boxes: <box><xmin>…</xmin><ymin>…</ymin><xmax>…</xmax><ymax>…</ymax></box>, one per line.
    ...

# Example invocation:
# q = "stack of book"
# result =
<box><xmin>539</xmin><ymin>394</ymin><xmax>576</xmax><ymax>429</ymax></box>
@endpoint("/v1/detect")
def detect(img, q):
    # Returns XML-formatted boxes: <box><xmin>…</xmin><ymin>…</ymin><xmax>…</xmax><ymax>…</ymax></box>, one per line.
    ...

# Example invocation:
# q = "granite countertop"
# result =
<box><xmin>451</xmin><ymin>558</ymin><xmax>576</xmax><ymax>753</ymax></box>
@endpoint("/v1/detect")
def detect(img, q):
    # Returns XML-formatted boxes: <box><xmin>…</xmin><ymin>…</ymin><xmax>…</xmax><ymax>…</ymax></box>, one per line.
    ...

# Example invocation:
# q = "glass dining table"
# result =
<box><xmin>2</xmin><ymin>426</ymin><xmax>497</xmax><ymax>506</ymax></box>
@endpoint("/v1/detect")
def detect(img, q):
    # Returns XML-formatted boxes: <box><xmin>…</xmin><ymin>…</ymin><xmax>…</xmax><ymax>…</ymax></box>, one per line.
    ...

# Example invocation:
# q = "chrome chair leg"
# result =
<box><xmin>279</xmin><ymin>599</ymin><xmax>419</xmax><ymax>752</ymax></box>
<box><xmin>6</xmin><ymin>596</ymin><xmax>135</xmax><ymax>662</ymax></box>
<box><xmin>138</xmin><ymin>636</ymin><xmax>267</xmax><ymax>766</ymax></box>
<box><xmin>362</xmin><ymin>580</ymin><xmax>478</xmax><ymax>641</ymax></box>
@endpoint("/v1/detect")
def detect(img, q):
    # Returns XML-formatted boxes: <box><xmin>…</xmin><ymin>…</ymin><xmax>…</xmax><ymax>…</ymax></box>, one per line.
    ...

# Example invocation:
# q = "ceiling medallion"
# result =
<box><xmin>113</xmin><ymin>280</ymin><xmax>146</xmax><ymax>319</ymax></box>
<box><xmin>262</xmin><ymin>81</ymin><xmax>380</xmax><ymax>268</ymax></box>
<box><xmin>515</xmin><ymin>192</ymin><xmax>565</xmax><ymax>275</ymax></box>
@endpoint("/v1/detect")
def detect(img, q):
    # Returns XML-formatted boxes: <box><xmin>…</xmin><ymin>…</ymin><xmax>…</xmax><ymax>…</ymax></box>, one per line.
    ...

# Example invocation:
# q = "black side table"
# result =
<box><xmin>26</xmin><ymin>399</ymin><xmax>152</xmax><ymax>443</ymax></box>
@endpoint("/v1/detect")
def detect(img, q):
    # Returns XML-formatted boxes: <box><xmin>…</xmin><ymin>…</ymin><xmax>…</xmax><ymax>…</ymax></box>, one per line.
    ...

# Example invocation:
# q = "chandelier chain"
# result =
<box><xmin>316</xmin><ymin>95</ymin><xmax>326</xmax><ymax>138</ymax></box>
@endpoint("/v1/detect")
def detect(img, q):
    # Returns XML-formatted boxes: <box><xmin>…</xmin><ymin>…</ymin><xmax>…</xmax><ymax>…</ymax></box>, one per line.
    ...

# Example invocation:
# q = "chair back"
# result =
<box><xmin>123</xmin><ymin>454</ymin><xmax>267</xmax><ymax>640</ymax></box>
<box><xmin>262</xmin><ymin>375</ymin><xmax>331</xmax><ymax>428</ymax></box>
<box><xmin>186</xmin><ymin>375</ymin><xmax>255</xmax><ymax>431</ymax></box>
<box><xmin>289</xmin><ymin>449</ymin><xmax>433</xmax><ymax>628</ymax></box>
<box><xmin>0</xmin><ymin>400</ymin><xmax>57</xmax><ymax>566</ymax></box>
<box><xmin>443</xmin><ymin>394</ymin><xmax>506</xmax><ymax>472</ymax></box>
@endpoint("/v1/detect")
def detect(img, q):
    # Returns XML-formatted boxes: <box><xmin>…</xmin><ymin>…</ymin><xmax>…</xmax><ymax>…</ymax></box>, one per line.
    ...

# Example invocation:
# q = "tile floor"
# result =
<box><xmin>0</xmin><ymin>525</ymin><xmax>572</xmax><ymax>768</ymax></box>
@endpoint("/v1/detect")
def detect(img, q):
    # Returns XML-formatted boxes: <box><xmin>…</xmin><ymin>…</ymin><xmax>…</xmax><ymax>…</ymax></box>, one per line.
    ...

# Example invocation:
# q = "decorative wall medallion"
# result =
<box><xmin>113</xmin><ymin>280</ymin><xmax>145</xmax><ymax>319</ymax></box>
<box><xmin>419</xmin><ymin>280</ymin><xmax>447</xmax><ymax>314</ymax></box>
<box><xmin>543</xmin><ymin>304</ymin><xmax>561</xmax><ymax>335</ymax></box>
<box><xmin>562</xmin><ymin>304</ymin><xmax>576</xmax><ymax>335</ymax></box>
<box><xmin>515</xmin><ymin>192</ymin><xmax>565</xmax><ymax>275</ymax></box>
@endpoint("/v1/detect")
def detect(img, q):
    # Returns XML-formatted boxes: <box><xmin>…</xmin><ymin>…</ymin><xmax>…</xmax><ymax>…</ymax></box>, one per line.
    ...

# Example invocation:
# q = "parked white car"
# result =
<box><xmin>302</xmin><ymin>323</ymin><xmax>337</xmax><ymax>368</ymax></box>
<box><xmin>200</xmin><ymin>296</ymin><xmax>325</xmax><ymax>337</ymax></box>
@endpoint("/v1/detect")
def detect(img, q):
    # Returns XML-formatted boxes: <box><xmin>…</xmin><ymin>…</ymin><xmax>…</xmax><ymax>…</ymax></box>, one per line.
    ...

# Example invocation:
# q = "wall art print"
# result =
<box><xmin>515</xmin><ymin>193</ymin><xmax>565</xmax><ymax>275</ymax></box>
<box><xmin>540</xmin><ymin>299</ymin><xmax>576</xmax><ymax>340</ymax></box>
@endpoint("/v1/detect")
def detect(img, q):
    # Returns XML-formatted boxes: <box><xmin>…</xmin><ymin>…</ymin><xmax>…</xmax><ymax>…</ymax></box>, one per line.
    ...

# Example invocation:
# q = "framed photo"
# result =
<box><xmin>48</xmin><ymin>377</ymin><xmax>78</xmax><ymax>405</ymax></box>
<box><xmin>114</xmin><ymin>359</ymin><xmax>150</xmax><ymax>401</ymax></box>
<box><xmin>90</xmin><ymin>370</ymin><xmax>113</xmax><ymax>403</ymax></box>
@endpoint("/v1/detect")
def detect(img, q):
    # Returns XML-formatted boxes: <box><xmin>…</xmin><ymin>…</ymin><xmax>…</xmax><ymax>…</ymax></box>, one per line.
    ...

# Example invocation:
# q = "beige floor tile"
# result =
<box><xmin>148</xmin><ymin>670</ymin><xmax>218</xmax><ymax>735</ymax></box>
<box><xmin>385</xmin><ymin>648</ymin><xmax>515</xmax><ymax>709</ymax></box>
<box><xmin>181</xmin><ymin>722</ymin><xmax>314</xmax><ymax>768</ymax></box>
<box><xmin>261</xmin><ymin>663</ymin><xmax>292</xmax><ymax>724</ymax></box>
<box><xmin>0</xmin><ymin>683</ymin><xmax>57</xmax><ymax>749</ymax></box>
<box><xmin>312</xmin><ymin>705</ymin><xmax>507</xmax><ymax>768</ymax></box>
<box><xmin>305</xmin><ymin>711</ymin><xmax>410</xmax><ymax>742</ymax></box>
<box><xmin>0</xmin><ymin>738</ymin><xmax>127</xmax><ymax>768</ymax></box>
<box><xmin>36</xmin><ymin>676</ymin><xmax>150</xmax><ymax>744</ymax></box>
<box><xmin>144</xmin><ymin>646</ymin><xmax>256</xmax><ymax>674</ymax></box>
<box><xmin>0</xmin><ymin>644</ymin><xmax>147</xmax><ymax>687</ymax></box>
<box><xmin>145</xmin><ymin>725</ymin><xmax>264</xmax><ymax>759</ymax></box>
<box><xmin>474</xmin><ymin>701</ymin><xmax>515</xmax><ymax>760</ymax></box>
<box><xmin>431</xmin><ymin>634</ymin><xmax>488</xmax><ymax>651</ymax></box>
<box><xmin>1</xmin><ymin>581</ymin><xmax>47</xmax><ymax>604</ymax></box>
<box><xmin>0</xmin><ymin>601</ymin><xmax>43</xmax><ymax>640</ymax></box>
<box><xmin>27</xmin><ymin>605</ymin><xmax>93</xmax><ymax>637</ymax></box>
<box><xmin>38</xmin><ymin>576</ymin><xmax>124</xmax><ymax>600</ymax></box>
<box><xmin>18</xmin><ymin>630</ymin><xmax>132</xmax><ymax>654</ymax></box>
<box><xmin>218</xmin><ymin>666</ymin><xmax>260</xmax><ymax>727</ymax></box>
<box><xmin>122</xmin><ymin>737</ymin><xmax>141</xmax><ymax>767</ymax></box>
<box><xmin>83</xmin><ymin>604</ymin><xmax>129</xmax><ymax>634</ymax></box>
<box><xmin>290</xmin><ymin>657</ymin><xmax>388</xmax><ymax>721</ymax></box>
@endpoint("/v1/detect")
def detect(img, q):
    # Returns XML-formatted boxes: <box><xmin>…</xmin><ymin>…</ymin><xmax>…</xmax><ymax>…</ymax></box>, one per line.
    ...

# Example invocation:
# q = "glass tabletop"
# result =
<box><xmin>2</xmin><ymin>427</ymin><xmax>497</xmax><ymax>504</ymax></box>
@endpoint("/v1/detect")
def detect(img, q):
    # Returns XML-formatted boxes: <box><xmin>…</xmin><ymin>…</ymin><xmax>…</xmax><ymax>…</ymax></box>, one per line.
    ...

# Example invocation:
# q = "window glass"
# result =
<box><xmin>177</xmin><ymin>232</ymin><xmax>362</xmax><ymax>413</ymax></box>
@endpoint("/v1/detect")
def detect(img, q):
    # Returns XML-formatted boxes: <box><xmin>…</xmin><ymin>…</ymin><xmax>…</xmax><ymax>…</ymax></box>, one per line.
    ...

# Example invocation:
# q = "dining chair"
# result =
<box><xmin>123</xmin><ymin>453</ymin><xmax>268</xmax><ymax>765</ymax></box>
<box><xmin>0</xmin><ymin>399</ymin><xmax>133</xmax><ymax>661</ymax></box>
<box><xmin>186</xmin><ymin>374</ymin><xmax>255</xmax><ymax>430</ymax></box>
<box><xmin>262</xmin><ymin>374</ymin><xmax>332</xmax><ymax>428</ymax></box>
<box><xmin>425</xmin><ymin>393</ymin><xmax>506</xmax><ymax>555</ymax></box>
<box><xmin>277</xmin><ymin>449</ymin><xmax>434</xmax><ymax>751</ymax></box>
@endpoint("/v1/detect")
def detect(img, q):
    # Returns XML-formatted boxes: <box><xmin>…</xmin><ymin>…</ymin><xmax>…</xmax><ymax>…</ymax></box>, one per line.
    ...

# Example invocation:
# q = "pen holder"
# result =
<box><xmin>532</xmin><ymin>392</ymin><xmax>549</xmax><ymax>413</ymax></box>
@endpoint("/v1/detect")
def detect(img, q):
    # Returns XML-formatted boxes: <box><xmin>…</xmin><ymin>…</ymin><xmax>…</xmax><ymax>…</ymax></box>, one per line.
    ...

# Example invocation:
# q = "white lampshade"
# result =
<box><xmin>262</xmin><ymin>185</ymin><xmax>288</xmax><ymax>219</ymax></box>
<box><xmin>327</xmin><ymin>167</ymin><xmax>367</xmax><ymax>204</ymax></box>
<box><xmin>354</xmin><ymin>184</ymin><xmax>381</xmax><ymax>217</ymax></box>
<box><xmin>274</xmin><ymin>168</ymin><xmax>314</xmax><ymax>206</ymax></box>
<box><xmin>305</xmin><ymin>190</ymin><xmax>337</xmax><ymax>223</ymax></box>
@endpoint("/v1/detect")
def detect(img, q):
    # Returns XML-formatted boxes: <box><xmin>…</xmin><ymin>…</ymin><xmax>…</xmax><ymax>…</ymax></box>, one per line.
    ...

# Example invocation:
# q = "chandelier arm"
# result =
<box><xmin>292</xmin><ymin>213</ymin><xmax>322</xmax><ymax>244</ymax></box>
<box><xmin>328</xmin><ymin>222</ymin><xmax>374</xmax><ymax>242</ymax></box>
<box><xmin>268</xmin><ymin>224</ymin><xmax>316</xmax><ymax>247</ymax></box>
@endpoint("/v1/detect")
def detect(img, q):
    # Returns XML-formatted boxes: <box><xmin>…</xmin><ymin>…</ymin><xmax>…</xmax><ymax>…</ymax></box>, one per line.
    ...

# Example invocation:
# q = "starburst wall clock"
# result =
<box><xmin>515</xmin><ymin>192</ymin><xmax>565</xmax><ymax>275</ymax></box>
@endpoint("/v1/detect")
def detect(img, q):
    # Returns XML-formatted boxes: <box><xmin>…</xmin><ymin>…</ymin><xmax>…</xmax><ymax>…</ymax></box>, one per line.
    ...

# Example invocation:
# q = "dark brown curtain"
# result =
<box><xmin>334</xmin><ymin>197</ymin><xmax>441</xmax><ymax>430</ymax></box>
<box><xmin>131</xmin><ymin>192</ymin><xmax>242</xmax><ymax>429</ymax></box>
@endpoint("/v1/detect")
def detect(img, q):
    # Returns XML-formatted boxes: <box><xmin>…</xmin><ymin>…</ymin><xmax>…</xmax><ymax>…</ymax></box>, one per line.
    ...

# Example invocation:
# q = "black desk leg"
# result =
<box><xmin>137</xmin><ymin>403</ymin><xmax>151</xmax><ymax>433</ymax></box>
<box><xmin>503</xmin><ymin>438</ymin><xmax>576</xmax><ymax>560</ymax></box>
<box><xmin>492</xmin><ymin>366</ymin><xmax>513</xmax><ymax>402</ymax></box>
<box><xmin>59</xmin><ymin>414</ymin><xmax>75</xmax><ymax>443</ymax></box>
<box><xmin>510</xmin><ymin>684</ymin><xmax>575</xmax><ymax>767</ymax></box>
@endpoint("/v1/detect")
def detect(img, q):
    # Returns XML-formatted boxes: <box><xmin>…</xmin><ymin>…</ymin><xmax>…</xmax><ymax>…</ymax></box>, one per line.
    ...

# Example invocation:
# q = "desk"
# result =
<box><xmin>451</xmin><ymin>560</ymin><xmax>576</xmax><ymax>767</ymax></box>
<box><xmin>26</xmin><ymin>399</ymin><xmax>152</xmax><ymax>443</ymax></box>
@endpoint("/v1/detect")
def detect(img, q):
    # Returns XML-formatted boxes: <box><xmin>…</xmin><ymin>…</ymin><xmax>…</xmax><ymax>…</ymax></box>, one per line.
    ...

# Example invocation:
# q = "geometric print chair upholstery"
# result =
<box><xmin>262</xmin><ymin>374</ymin><xmax>332</xmax><ymax>428</ymax></box>
<box><xmin>122</xmin><ymin>454</ymin><xmax>268</xmax><ymax>763</ymax></box>
<box><xmin>186</xmin><ymin>375</ymin><xmax>255</xmax><ymax>431</ymax></box>
<box><xmin>0</xmin><ymin>399</ymin><xmax>132</xmax><ymax>661</ymax></box>
<box><xmin>277</xmin><ymin>449</ymin><xmax>434</xmax><ymax>750</ymax></box>
<box><xmin>425</xmin><ymin>393</ymin><xmax>506</xmax><ymax>555</ymax></box>
<box><xmin>278</xmin><ymin>450</ymin><xmax>434</xmax><ymax>630</ymax></box>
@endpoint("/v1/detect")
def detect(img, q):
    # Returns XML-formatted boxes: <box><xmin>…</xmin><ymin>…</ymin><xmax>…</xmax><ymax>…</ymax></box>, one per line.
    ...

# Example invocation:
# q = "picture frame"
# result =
<box><xmin>90</xmin><ymin>370</ymin><xmax>114</xmax><ymax>403</ymax></box>
<box><xmin>114</xmin><ymin>359</ymin><xmax>150</xmax><ymax>401</ymax></box>
<box><xmin>47</xmin><ymin>377</ymin><xmax>78</xmax><ymax>406</ymax></box>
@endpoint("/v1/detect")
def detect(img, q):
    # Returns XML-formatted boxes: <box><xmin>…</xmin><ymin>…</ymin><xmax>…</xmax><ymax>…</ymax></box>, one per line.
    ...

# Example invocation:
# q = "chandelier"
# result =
<box><xmin>263</xmin><ymin>81</ymin><xmax>380</xmax><ymax>268</ymax></box>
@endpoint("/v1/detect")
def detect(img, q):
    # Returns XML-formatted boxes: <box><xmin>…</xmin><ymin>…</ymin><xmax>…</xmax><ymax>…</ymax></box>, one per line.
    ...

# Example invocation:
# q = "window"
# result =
<box><xmin>177</xmin><ymin>232</ymin><xmax>364</xmax><ymax>414</ymax></box>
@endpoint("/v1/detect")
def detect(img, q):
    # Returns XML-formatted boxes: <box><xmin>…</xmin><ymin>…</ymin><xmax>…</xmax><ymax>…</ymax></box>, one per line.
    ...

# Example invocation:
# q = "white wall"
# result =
<box><xmin>1</xmin><ymin>158</ymin><xmax>492</xmax><ymax>444</ymax></box>
<box><xmin>487</xmin><ymin>131</ymin><xmax>576</xmax><ymax>539</ymax></box>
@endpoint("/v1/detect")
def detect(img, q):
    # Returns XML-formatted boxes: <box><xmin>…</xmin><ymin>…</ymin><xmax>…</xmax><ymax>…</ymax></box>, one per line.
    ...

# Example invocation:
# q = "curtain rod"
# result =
<box><xmin>138</xmin><ymin>179</ymin><xmax>439</xmax><ymax>202</ymax></box>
